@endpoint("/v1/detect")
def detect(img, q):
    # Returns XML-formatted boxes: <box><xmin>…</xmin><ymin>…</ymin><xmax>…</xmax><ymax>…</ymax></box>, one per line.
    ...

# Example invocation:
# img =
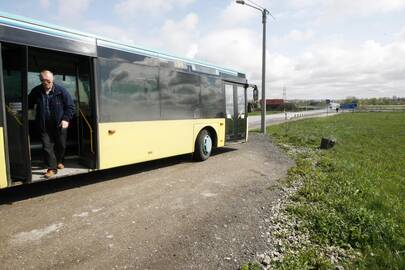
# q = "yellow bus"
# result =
<box><xmin>0</xmin><ymin>12</ymin><xmax>249</xmax><ymax>188</ymax></box>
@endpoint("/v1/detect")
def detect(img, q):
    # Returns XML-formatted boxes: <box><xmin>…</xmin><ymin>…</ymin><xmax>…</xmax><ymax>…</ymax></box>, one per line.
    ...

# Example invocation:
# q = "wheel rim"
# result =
<box><xmin>203</xmin><ymin>134</ymin><xmax>212</xmax><ymax>155</ymax></box>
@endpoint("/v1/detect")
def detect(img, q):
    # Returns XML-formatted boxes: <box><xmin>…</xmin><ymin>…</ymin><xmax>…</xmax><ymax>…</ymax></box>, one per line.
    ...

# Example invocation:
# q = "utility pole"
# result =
<box><xmin>236</xmin><ymin>0</ymin><xmax>271</xmax><ymax>134</ymax></box>
<box><xmin>261</xmin><ymin>8</ymin><xmax>268</xmax><ymax>134</ymax></box>
<box><xmin>283</xmin><ymin>86</ymin><xmax>287</xmax><ymax>121</ymax></box>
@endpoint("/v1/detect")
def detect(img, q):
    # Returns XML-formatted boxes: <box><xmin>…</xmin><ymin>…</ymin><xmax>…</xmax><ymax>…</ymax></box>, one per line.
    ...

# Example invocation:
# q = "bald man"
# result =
<box><xmin>28</xmin><ymin>70</ymin><xmax>75</xmax><ymax>178</ymax></box>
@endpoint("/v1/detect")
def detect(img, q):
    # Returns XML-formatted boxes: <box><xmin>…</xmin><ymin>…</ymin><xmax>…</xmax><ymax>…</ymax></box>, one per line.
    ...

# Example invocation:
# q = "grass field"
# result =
<box><xmin>267</xmin><ymin>112</ymin><xmax>405</xmax><ymax>269</ymax></box>
<box><xmin>359</xmin><ymin>105</ymin><xmax>405</xmax><ymax>112</ymax></box>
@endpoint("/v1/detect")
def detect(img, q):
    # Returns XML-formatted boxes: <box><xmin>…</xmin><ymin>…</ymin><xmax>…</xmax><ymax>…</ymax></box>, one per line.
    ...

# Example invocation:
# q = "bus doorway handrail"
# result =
<box><xmin>5</xmin><ymin>104</ymin><xmax>23</xmax><ymax>126</ymax></box>
<box><xmin>79</xmin><ymin>108</ymin><xmax>94</xmax><ymax>154</ymax></box>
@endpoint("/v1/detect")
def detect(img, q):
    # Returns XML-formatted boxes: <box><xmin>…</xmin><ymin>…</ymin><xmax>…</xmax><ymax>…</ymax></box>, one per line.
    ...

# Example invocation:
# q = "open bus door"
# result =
<box><xmin>0</xmin><ymin>43</ymin><xmax>32</xmax><ymax>183</ymax></box>
<box><xmin>26</xmin><ymin>47</ymin><xmax>97</xmax><ymax>174</ymax></box>
<box><xmin>76</xmin><ymin>58</ymin><xmax>97</xmax><ymax>168</ymax></box>
<box><xmin>0</xmin><ymin>44</ymin><xmax>97</xmax><ymax>183</ymax></box>
<box><xmin>224</xmin><ymin>82</ymin><xmax>247</xmax><ymax>142</ymax></box>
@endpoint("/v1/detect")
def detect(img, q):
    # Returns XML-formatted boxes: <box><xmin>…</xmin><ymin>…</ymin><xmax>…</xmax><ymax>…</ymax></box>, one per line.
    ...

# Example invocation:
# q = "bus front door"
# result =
<box><xmin>1</xmin><ymin>43</ymin><xmax>31</xmax><ymax>182</ymax></box>
<box><xmin>225</xmin><ymin>83</ymin><xmax>247</xmax><ymax>142</ymax></box>
<box><xmin>76</xmin><ymin>58</ymin><xmax>97</xmax><ymax>168</ymax></box>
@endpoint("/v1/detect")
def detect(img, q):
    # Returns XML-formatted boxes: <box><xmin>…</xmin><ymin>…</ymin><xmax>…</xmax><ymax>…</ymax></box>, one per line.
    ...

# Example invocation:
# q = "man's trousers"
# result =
<box><xmin>40</xmin><ymin>122</ymin><xmax>68</xmax><ymax>170</ymax></box>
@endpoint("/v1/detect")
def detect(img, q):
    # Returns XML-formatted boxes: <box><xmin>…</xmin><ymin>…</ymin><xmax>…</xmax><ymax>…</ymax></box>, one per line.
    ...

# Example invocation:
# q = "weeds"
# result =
<box><xmin>268</xmin><ymin>112</ymin><xmax>405</xmax><ymax>269</ymax></box>
<box><xmin>240</xmin><ymin>262</ymin><xmax>262</xmax><ymax>270</ymax></box>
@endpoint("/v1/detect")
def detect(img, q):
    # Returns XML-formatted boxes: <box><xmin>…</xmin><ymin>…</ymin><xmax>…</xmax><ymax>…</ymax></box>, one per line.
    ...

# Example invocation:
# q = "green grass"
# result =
<box><xmin>359</xmin><ymin>105</ymin><xmax>405</xmax><ymax>112</ymax></box>
<box><xmin>240</xmin><ymin>262</ymin><xmax>262</xmax><ymax>270</ymax></box>
<box><xmin>268</xmin><ymin>112</ymin><xmax>405</xmax><ymax>269</ymax></box>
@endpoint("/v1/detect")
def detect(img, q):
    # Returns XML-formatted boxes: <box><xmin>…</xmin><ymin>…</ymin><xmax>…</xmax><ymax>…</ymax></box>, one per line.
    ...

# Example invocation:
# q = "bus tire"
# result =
<box><xmin>194</xmin><ymin>129</ymin><xmax>213</xmax><ymax>161</ymax></box>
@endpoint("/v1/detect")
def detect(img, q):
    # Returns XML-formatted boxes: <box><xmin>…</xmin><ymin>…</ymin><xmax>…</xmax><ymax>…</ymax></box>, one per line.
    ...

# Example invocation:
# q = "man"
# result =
<box><xmin>29</xmin><ymin>70</ymin><xmax>75</xmax><ymax>178</ymax></box>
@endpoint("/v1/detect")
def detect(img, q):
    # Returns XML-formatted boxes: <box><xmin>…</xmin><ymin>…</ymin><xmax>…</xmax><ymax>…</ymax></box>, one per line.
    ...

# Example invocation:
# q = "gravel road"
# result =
<box><xmin>0</xmin><ymin>134</ymin><xmax>293</xmax><ymax>270</ymax></box>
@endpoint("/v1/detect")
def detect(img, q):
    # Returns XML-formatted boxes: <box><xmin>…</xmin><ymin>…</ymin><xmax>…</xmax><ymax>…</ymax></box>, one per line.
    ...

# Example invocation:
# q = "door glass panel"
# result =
<box><xmin>224</xmin><ymin>84</ymin><xmax>247</xmax><ymax>142</ymax></box>
<box><xmin>77</xmin><ymin>59</ymin><xmax>95</xmax><ymax>167</ymax></box>
<box><xmin>2</xmin><ymin>44</ymin><xmax>31</xmax><ymax>181</ymax></box>
<box><xmin>54</xmin><ymin>74</ymin><xmax>77</xmax><ymax>101</ymax></box>
<box><xmin>237</xmin><ymin>86</ymin><xmax>246</xmax><ymax>115</ymax></box>
<box><xmin>225</xmin><ymin>84</ymin><xmax>234</xmax><ymax>118</ymax></box>
<box><xmin>225</xmin><ymin>84</ymin><xmax>235</xmax><ymax>141</ymax></box>
<box><xmin>237</xmin><ymin>86</ymin><xmax>246</xmax><ymax>138</ymax></box>
<box><xmin>3</xmin><ymin>70</ymin><xmax>25</xmax><ymax>175</ymax></box>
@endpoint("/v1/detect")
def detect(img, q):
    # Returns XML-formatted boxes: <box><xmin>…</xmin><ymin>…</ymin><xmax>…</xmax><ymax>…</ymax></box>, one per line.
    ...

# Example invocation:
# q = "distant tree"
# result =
<box><xmin>354</xmin><ymin>97</ymin><xmax>405</xmax><ymax>106</ymax></box>
<box><xmin>344</xmin><ymin>96</ymin><xmax>358</xmax><ymax>104</ymax></box>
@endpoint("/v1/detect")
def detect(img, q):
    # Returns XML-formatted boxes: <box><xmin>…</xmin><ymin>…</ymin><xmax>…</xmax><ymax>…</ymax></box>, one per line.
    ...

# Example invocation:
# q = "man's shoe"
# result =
<box><xmin>57</xmin><ymin>163</ymin><xmax>65</xmax><ymax>170</ymax></box>
<box><xmin>44</xmin><ymin>169</ymin><xmax>57</xmax><ymax>179</ymax></box>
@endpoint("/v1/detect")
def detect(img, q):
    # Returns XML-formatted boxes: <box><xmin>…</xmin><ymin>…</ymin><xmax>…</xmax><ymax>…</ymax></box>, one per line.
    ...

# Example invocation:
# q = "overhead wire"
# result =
<box><xmin>243</xmin><ymin>0</ymin><xmax>277</xmax><ymax>21</ymax></box>
<box><xmin>245</xmin><ymin>0</ymin><xmax>264</xmax><ymax>10</ymax></box>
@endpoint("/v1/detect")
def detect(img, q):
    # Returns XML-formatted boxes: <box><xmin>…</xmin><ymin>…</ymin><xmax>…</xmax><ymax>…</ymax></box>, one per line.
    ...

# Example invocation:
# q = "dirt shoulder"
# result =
<box><xmin>0</xmin><ymin>134</ymin><xmax>293</xmax><ymax>270</ymax></box>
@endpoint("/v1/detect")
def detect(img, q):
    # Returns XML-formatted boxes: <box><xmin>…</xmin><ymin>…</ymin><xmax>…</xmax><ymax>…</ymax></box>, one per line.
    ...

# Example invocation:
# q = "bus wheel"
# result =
<box><xmin>194</xmin><ymin>129</ymin><xmax>213</xmax><ymax>161</ymax></box>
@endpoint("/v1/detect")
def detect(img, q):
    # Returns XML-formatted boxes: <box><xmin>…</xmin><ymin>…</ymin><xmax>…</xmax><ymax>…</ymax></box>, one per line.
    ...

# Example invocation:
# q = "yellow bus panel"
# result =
<box><xmin>0</xmin><ymin>127</ymin><xmax>8</xmax><ymax>189</ymax></box>
<box><xmin>98</xmin><ymin>119</ymin><xmax>225</xmax><ymax>170</ymax></box>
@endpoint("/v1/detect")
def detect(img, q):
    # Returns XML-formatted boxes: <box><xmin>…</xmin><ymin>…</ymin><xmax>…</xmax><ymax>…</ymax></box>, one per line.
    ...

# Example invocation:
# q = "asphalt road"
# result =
<box><xmin>248</xmin><ymin>109</ymin><xmax>337</xmax><ymax>129</ymax></box>
<box><xmin>0</xmin><ymin>134</ymin><xmax>293</xmax><ymax>270</ymax></box>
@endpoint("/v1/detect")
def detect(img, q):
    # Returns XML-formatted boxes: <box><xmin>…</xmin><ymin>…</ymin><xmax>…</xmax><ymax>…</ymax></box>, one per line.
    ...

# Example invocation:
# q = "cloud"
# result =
<box><xmin>158</xmin><ymin>13</ymin><xmax>199</xmax><ymax>57</ymax></box>
<box><xmin>329</xmin><ymin>0</ymin><xmax>405</xmax><ymax>15</ymax></box>
<box><xmin>192</xmin><ymin>23</ymin><xmax>405</xmax><ymax>99</ymax></box>
<box><xmin>196</xmin><ymin>28</ymin><xmax>262</xmax><ymax>79</ymax></box>
<box><xmin>271</xmin><ymin>29</ymin><xmax>315</xmax><ymax>45</ymax></box>
<box><xmin>114</xmin><ymin>0</ymin><xmax>195</xmax><ymax>18</ymax></box>
<box><xmin>221</xmin><ymin>1</ymin><xmax>259</xmax><ymax>26</ymax></box>
<box><xmin>288</xmin><ymin>0</ymin><xmax>325</xmax><ymax>9</ymax></box>
<box><xmin>57</xmin><ymin>0</ymin><xmax>93</xmax><ymax>22</ymax></box>
<box><xmin>394</xmin><ymin>26</ymin><xmax>405</xmax><ymax>41</ymax></box>
<box><xmin>109</xmin><ymin>13</ymin><xmax>200</xmax><ymax>59</ymax></box>
<box><xmin>267</xmin><ymin>36</ymin><xmax>405</xmax><ymax>99</ymax></box>
<box><xmin>39</xmin><ymin>0</ymin><xmax>50</xmax><ymax>9</ymax></box>
<box><xmin>45</xmin><ymin>1</ymin><xmax>404</xmax><ymax>99</ymax></box>
<box><xmin>288</xmin><ymin>0</ymin><xmax>405</xmax><ymax>16</ymax></box>
<box><xmin>84</xmin><ymin>21</ymin><xmax>136</xmax><ymax>44</ymax></box>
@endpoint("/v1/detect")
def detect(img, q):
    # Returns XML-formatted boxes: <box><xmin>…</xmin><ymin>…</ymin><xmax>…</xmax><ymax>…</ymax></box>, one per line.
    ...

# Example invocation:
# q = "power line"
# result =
<box><xmin>245</xmin><ymin>0</ymin><xmax>277</xmax><ymax>21</ymax></box>
<box><xmin>238</xmin><ymin>1</ymin><xmax>277</xmax><ymax>21</ymax></box>
<box><xmin>268</xmin><ymin>11</ymin><xmax>276</xmax><ymax>21</ymax></box>
<box><xmin>245</xmin><ymin>0</ymin><xmax>264</xmax><ymax>10</ymax></box>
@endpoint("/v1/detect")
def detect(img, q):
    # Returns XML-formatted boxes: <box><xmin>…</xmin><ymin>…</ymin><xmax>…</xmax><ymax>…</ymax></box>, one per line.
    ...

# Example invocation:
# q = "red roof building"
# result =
<box><xmin>266</xmin><ymin>99</ymin><xmax>284</xmax><ymax>106</ymax></box>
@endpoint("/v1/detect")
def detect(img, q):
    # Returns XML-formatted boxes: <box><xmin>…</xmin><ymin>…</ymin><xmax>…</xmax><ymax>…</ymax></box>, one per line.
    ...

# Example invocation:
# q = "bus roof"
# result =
<box><xmin>0</xmin><ymin>11</ymin><xmax>244</xmax><ymax>77</ymax></box>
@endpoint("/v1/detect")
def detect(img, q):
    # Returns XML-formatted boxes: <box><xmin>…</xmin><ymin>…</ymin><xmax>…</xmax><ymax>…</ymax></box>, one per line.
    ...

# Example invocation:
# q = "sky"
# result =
<box><xmin>1</xmin><ymin>0</ymin><xmax>405</xmax><ymax>99</ymax></box>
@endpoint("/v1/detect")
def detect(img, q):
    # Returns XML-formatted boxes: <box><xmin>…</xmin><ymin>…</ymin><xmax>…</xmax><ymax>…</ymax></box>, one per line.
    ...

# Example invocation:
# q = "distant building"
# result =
<box><xmin>260</xmin><ymin>99</ymin><xmax>285</xmax><ymax>110</ymax></box>
<box><xmin>266</xmin><ymin>99</ymin><xmax>285</xmax><ymax>106</ymax></box>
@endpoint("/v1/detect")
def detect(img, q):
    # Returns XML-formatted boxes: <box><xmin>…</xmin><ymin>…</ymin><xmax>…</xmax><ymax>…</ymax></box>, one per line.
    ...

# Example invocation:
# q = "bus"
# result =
<box><xmin>0</xmin><ymin>12</ymin><xmax>249</xmax><ymax>189</ymax></box>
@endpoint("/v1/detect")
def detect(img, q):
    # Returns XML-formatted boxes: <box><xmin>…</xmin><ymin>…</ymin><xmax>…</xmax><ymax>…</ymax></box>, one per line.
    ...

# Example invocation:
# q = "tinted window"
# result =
<box><xmin>0</xmin><ymin>79</ymin><xmax>2</xmax><ymax>127</ymax></box>
<box><xmin>225</xmin><ymin>84</ymin><xmax>234</xmax><ymax>117</ymax></box>
<box><xmin>98</xmin><ymin>58</ymin><xmax>160</xmax><ymax>122</ymax></box>
<box><xmin>160</xmin><ymin>68</ymin><xmax>201</xmax><ymax>120</ymax></box>
<box><xmin>2</xmin><ymin>44</ymin><xmax>30</xmax><ymax>179</ymax></box>
<box><xmin>237</xmin><ymin>86</ymin><xmax>246</xmax><ymax>114</ymax></box>
<box><xmin>200</xmin><ymin>75</ymin><xmax>225</xmax><ymax>118</ymax></box>
<box><xmin>2</xmin><ymin>69</ymin><xmax>22</xmax><ymax>128</ymax></box>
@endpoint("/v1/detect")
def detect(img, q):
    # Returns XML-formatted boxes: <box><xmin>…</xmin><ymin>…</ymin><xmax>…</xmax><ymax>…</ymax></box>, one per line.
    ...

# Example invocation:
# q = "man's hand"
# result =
<box><xmin>60</xmin><ymin>120</ymin><xmax>69</xmax><ymax>129</ymax></box>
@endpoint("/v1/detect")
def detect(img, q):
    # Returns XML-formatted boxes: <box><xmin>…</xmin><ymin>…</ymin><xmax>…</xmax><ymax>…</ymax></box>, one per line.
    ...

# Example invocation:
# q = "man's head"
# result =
<box><xmin>39</xmin><ymin>70</ymin><xmax>54</xmax><ymax>91</ymax></box>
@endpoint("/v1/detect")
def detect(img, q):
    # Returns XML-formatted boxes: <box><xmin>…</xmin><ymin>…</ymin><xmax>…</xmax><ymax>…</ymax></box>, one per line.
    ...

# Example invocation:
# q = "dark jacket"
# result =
<box><xmin>28</xmin><ymin>83</ymin><xmax>75</xmax><ymax>131</ymax></box>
